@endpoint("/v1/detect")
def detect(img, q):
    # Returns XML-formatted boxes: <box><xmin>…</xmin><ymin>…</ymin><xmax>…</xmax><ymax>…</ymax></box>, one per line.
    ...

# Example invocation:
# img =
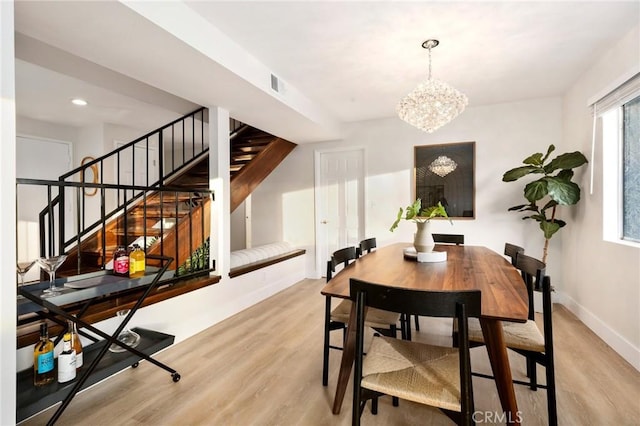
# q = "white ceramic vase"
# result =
<box><xmin>414</xmin><ymin>221</ymin><xmax>435</xmax><ymax>253</ymax></box>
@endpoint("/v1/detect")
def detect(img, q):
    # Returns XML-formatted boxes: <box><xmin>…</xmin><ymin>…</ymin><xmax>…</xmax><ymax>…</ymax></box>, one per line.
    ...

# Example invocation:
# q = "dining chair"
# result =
<box><xmin>356</xmin><ymin>237</ymin><xmax>377</xmax><ymax>257</ymax></box>
<box><xmin>504</xmin><ymin>242</ymin><xmax>524</xmax><ymax>265</ymax></box>
<box><xmin>466</xmin><ymin>253</ymin><xmax>557</xmax><ymax>426</ymax></box>
<box><xmin>432</xmin><ymin>233</ymin><xmax>465</xmax><ymax>245</ymax></box>
<box><xmin>411</xmin><ymin>233</ymin><xmax>466</xmax><ymax>333</ymax></box>
<box><xmin>322</xmin><ymin>246</ymin><xmax>401</xmax><ymax>386</ymax></box>
<box><xmin>350</xmin><ymin>278</ymin><xmax>481</xmax><ymax>426</ymax></box>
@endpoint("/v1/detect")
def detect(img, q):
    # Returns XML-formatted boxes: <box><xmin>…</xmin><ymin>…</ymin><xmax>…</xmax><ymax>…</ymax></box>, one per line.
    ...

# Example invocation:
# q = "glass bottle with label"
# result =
<box><xmin>129</xmin><ymin>244</ymin><xmax>146</xmax><ymax>278</ymax></box>
<box><xmin>113</xmin><ymin>245</ymin><xmax>129</xmax><ymax>277</ymax></box>
<box><xmin>57</xmin><ymin>332</ymin><xmax>76</xmax><ymax>384</ymax></box>
<box><xmin>33</xmin><ymin>323</ymin><xmax>55</xmax><ymax>386</ymax></box>
<box><xmin>68</xmin><ymin>318</ymin><xmax>83</xmax><ymax>370</ymax></box>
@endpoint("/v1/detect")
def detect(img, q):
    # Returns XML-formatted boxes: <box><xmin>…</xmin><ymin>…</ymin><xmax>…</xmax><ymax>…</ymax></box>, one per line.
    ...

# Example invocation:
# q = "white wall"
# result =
<box><xmin>230</xmin><ymin>200</ymin><xmax>247</xmax><ymax>251</ymax></box>
<box><xmin>0</xmin><ymin>1</ymin><xmax>17</xmax><ymax>423</ymax></box>
<box><xmin>561</xmin><ymin>25</ymin><xmax>640</xmax><ymax>369</ymax></box>
<box><xmin>250</xmin><ymin>144</ymin><xmax>318</xmax><ymax>276</ymax></box>
<box><xmin>253</xmin><ymin>97</ymin><xmax>564</xmax><ymax>280</ymax></box>
<box><xmin>17</xmin><ymin>116</ymin><xmax>79</xmax><ymax>144</ymax></box>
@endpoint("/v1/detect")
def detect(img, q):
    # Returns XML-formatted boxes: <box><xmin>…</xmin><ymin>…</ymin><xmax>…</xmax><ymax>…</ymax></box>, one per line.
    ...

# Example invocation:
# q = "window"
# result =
<box><xmin>597</xmin><ymin>73</ymin><xmax>640</xmax><ymax>246</ymax></box>
<box><xmin>622</xmin><ymin>97</ymin><xmax>640</xmax><ymax>242</ymax></box>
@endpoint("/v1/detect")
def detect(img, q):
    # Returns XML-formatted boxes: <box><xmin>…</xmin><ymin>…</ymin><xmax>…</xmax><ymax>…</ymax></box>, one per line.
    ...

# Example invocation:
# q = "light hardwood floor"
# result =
<box><xmin>22</xmin><ymin>279</ymin><xmax>640</xmax><ymax>425</ymax></box>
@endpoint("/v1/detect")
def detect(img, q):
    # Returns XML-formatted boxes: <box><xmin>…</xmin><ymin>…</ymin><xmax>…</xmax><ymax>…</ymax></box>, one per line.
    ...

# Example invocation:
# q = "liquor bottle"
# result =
<box><xmin>113</xmin><ymin>245</ymin><xmax>129</xmax><ymax>277</ymax></box>
<box><xmin>68</xmin><ymin>319</ymin><xmax>83</xmax><ymax>370</ymax></box>
<box><xmin>57</xmin><ymin>332</ymin><xmax>76</xmax><ymax>384</ymax></box>
<box><xmin>33</xmin><ymin>323</ymin><xmax>55</xmax><ymax>386</ymax></box>
<box><xmin>128</xmin><ymin>244</ymin><xmax>146</xmax><ymax>278</ymax></box>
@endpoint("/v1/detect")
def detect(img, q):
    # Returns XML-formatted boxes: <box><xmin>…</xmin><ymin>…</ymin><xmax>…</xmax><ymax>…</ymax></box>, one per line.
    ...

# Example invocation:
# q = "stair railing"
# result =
<box><xmin>44</xmin><ymin>107</ymin><xmax>208</xmax><ymax>256</ymax></box>
<box><xmin>21</xmin><ymin>178</ymin><xmax>214</xmax><ymax>277</ymax></box>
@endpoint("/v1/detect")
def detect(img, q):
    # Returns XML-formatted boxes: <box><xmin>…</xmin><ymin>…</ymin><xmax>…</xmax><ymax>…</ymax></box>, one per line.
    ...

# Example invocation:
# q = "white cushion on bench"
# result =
<box><xmin>230</xmin><ymin>242</ymin><xmax>296</xmax><ymax>269</ymax></box>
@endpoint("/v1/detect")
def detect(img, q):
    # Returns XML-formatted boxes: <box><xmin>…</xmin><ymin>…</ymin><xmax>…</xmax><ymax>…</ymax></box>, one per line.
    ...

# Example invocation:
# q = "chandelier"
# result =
<box><xmin>429</xmin><ymin>155</ymin><xmax>457</xmax><ymax>177</ymax></box>
<box><xmin>397</xmin><ymin>39</ymin><xmax>468</xmax><ymax>133</ymax></box>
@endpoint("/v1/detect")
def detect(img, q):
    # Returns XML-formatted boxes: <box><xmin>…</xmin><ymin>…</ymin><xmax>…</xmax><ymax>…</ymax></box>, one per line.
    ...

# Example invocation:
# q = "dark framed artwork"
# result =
<box><xmin>414</xmin><ymin>141</ymin><xmax>475</xmax><ymax>218</ymax></box>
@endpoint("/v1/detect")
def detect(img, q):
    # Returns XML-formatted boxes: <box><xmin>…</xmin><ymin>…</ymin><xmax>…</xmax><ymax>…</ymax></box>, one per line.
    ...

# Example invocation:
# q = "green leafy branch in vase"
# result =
<box><xmin>503</xmin><ymin>144</ymin><xmax>587</xmax><ymax>263</ymax></box>
<box><xmin>389</xmin><ymin>199</ymin><xmax>451</xmax><ymax>232</ymax></box>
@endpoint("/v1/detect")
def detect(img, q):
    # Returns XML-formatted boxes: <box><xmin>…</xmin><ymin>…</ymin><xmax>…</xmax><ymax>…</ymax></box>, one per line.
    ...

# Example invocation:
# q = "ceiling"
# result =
<box><xmin>13</xmin><ymin>1</ymin><xmax>640</xmax><ymax>143</ymax></box>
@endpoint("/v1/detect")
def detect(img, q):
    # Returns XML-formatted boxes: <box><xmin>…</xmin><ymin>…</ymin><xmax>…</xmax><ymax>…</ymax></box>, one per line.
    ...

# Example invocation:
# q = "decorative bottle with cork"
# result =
<box><xmin>128</xmin><ymin>244</ymin><xmax>146</xmax><ymax>278</ymax></box>
<box><xmin>113</xmin><ymin>245</ymin><xmax>129</xmax><ymax>277</ymax></box>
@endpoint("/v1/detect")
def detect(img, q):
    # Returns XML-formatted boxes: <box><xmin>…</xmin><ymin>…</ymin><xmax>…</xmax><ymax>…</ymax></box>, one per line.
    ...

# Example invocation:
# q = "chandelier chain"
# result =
<box><xmin>428</xmin><ymin>44</ymin><xmax>432</xmax><ymax>80</ymax></box>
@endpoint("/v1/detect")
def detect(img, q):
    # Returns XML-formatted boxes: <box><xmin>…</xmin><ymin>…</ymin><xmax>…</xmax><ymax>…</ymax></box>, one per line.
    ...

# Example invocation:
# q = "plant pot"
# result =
<box><xmin>414</xmin><ymin>221</ymin><xmax>435</xmax><ymax>253</ymax></box>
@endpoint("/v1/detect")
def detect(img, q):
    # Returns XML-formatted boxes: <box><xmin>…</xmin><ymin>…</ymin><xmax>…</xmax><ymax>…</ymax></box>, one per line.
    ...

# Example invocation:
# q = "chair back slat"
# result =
<box><xmin>541</xmin><ymin>275</ymin><xmax>554</xmax><ymax>350</ymax></box>
<box><xmin>504</xmin><ymin>242</ymin><xmax>524</xmax><ymax>266</ymax></box>
<box><xmin>515</xmin><ymin>253</ymin><xmax>545</xmax><ymax>320</ymax></box>
<box><xmin>432</xmin><ymin>233</ymin><xmax>465</xmax><ymax>245</ymax></box>
<box><xmin>326</xmin><ymin>246</ymin><xmax>358</xmax><ymax>281</ymax></box>
<box><xmin>349</xmin><ymin>278</ymin><xmax>481</xmax><ymax>319</ymax></box>
<box><xmin>357</xmin><ymin>237</ymin><xmax>377</xmax><ymax>256</ymax></box>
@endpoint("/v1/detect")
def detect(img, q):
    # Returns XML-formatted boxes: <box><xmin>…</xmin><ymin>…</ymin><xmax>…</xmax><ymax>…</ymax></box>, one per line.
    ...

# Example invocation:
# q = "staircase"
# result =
<box><xmin>46</xmin><ymin>109</ymin><xmax>295</xmax><ymax>278</ymax></box>
<box><xmin>229</xmin><ymin>120</ymin><xmax>297</xmax><ymax>212</ymax></box>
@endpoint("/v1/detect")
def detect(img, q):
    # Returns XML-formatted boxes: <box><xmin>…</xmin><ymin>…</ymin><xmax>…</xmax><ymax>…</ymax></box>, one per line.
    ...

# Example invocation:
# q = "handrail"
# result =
<box><xmin>50</xmin><ymin>108</ymin><xmax>208</xmax><ymax>258</ymax></box>
<box><xmin>20</xmin><ymin>178</ymin><xmax>213</xmax><ymax>277</ymax></box>
<box><xmin>60</xmin><ymin>107</ymin><xmax>206</xmax><ymax>180</ymax></box>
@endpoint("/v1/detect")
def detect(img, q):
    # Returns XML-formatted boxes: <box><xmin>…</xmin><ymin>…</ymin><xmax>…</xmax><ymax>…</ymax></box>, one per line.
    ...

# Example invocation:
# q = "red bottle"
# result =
<box><xmin>113</xmin><ymin>246</ymin><xmax>129</xmax><ymax>277</ymax></box>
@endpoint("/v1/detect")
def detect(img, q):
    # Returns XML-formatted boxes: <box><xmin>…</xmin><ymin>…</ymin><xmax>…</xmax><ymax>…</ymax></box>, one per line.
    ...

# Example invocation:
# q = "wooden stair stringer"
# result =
<box><xmin>230</xmin><ymin>137</ymin><xmax>296</xmax><ymax>213</ymax></box>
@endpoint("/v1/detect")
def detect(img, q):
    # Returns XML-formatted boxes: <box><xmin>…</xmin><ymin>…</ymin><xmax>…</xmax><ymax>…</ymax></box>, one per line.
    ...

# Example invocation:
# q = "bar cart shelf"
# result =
<box><xmin>17</xmin><ymin>327</ymin><xmax>175</xmax><ymax>423</ymax></box>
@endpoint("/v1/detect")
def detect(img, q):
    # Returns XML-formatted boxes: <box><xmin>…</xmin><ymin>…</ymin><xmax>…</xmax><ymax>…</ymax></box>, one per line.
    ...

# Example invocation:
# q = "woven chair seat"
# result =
<box><xmin>331</xmin><ymin>299</ymin><xmax>400</xmax><ymax>329</ymax></box>
<box><xmin>468</xmin><ymin>318</ymin><xmax>545</xmax><ymax>352</ymax></box>
<box><xmin>361</xmin><ymin>335</ymin><xmax>462</xmax><ymax>412</ymax></box>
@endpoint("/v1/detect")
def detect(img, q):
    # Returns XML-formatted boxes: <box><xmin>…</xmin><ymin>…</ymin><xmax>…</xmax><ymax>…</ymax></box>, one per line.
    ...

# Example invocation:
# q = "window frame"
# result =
<box><xmin>601</xmin><ymin>93</ymin><xmax>640</xmax><ymax>247</ymax></box>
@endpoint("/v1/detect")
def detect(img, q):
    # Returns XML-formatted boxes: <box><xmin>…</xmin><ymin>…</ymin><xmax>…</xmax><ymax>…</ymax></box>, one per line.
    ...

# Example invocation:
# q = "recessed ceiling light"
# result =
<box><xmin>71</xmin><ymin>98</ymin><xmax>88</xmax><ymax>106</ymax></box>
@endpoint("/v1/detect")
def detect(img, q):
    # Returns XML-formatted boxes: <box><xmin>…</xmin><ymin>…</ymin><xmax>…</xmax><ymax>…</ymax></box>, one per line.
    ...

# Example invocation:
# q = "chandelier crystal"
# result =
<box><xmin>429</xmin><ymin>155</ymin><xmax>458</xmax><ymax>177</ymax></box>
<box><xmin>397</xmin><ymin>39</ymin><xmax>468</xmax><ymax>133</ymax></box>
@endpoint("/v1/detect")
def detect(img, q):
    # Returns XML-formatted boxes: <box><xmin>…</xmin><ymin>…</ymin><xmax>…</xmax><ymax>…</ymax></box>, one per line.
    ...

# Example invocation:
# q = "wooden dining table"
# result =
<box><xmin>321</xmin><ymin>243</ymin><xmax>529</xmax><ymax>425</ymax></box>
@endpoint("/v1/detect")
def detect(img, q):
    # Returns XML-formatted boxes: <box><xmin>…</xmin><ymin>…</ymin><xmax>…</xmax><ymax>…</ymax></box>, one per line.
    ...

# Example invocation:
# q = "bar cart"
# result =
<box><xmin>17</xmin><ymin>255</ymin><xmax>180</xmax><ymax>425</ymax></box>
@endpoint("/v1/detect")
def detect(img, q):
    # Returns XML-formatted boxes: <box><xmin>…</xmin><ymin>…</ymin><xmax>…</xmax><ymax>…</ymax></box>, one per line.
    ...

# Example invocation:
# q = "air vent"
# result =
<box><xmin>270</xmin><ymin>74</ymin><xmax>279</xmax><ymax>93</ymax></box>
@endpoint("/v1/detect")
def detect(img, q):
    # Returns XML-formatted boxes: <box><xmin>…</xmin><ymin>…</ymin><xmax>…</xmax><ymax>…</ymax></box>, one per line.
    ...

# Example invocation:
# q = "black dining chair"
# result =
<box><xmin>351</xmin><ymin>278</ymin><xmax>481</xmax><ymax>425</ymax></box>
<box><xmin>322</xmin><ymin>246</ymin><xmax>401</xmax><ymax>386</ymax></box>
<box><xmin>432</xmin><ymin>233</ymin><xmax>465</xmax><ymax>245</ymax></box>
<box><xmin>465</xmin><ymin>253</ymin><xmax>557</xmax><ymax>426</ymax></box>
<box><xmin>504</xmin><ymin>242</ymin><xmax>524</xmax><ymax>266</ymax></box>
<box><xmin>356</xmin><ymin>237</ymin><xmax>377</xmax><ymax>257</ymax></box>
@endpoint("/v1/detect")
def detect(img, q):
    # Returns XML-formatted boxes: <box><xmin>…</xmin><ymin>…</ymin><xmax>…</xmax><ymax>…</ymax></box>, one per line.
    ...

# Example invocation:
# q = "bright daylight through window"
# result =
<box><xmin>622</xmin><ymin>96</ymin><xmax>639</xmax><ymax>242</ymax></box>
<box><xmin>599</xmin><ymin>75</ymin><xmax>640</xmax><ymax>246</ymax></box>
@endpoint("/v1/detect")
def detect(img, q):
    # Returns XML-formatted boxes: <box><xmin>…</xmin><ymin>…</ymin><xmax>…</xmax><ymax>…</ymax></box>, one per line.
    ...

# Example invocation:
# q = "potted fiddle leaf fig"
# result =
<box><xmin>390</xmin><ymin>199</ymin><xmax>451</xmax><ymax>252</ymax></box>
<box><xmin>503</xmin><ymin>144</ymin><xmax>588</xmax><ymax>263</ymax></box>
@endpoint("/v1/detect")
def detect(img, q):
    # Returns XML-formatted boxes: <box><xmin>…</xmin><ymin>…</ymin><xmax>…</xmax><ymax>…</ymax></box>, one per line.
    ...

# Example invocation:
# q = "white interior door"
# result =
<box><xmin>315</xmin><ymin>148</ymin><xmax>364</xmax><ymax>277</ymax></box>
<box><xmin>16</xmin><ymin>135</ymin><xmax>73</xmax><ymax>279</ymax></box>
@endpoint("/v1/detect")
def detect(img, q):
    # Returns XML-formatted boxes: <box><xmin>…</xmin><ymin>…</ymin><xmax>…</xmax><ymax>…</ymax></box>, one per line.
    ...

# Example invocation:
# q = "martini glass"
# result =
<box><xmin>36</xmin><ymin>255</ymin><xmax>67</xmax><ymax>298</ymax></box>
<box><xmin>17</xmin><ymin>260</ymin><xmax>36</xmax><ymax>287</ymax></box>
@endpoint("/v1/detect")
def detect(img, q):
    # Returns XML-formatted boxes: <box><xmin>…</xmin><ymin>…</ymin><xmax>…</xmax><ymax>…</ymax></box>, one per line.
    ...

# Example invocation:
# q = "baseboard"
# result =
<box><xmin>557</xmin><ymin>291</ymin><xmax>640</xmax><ymax>371</ymax></box>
